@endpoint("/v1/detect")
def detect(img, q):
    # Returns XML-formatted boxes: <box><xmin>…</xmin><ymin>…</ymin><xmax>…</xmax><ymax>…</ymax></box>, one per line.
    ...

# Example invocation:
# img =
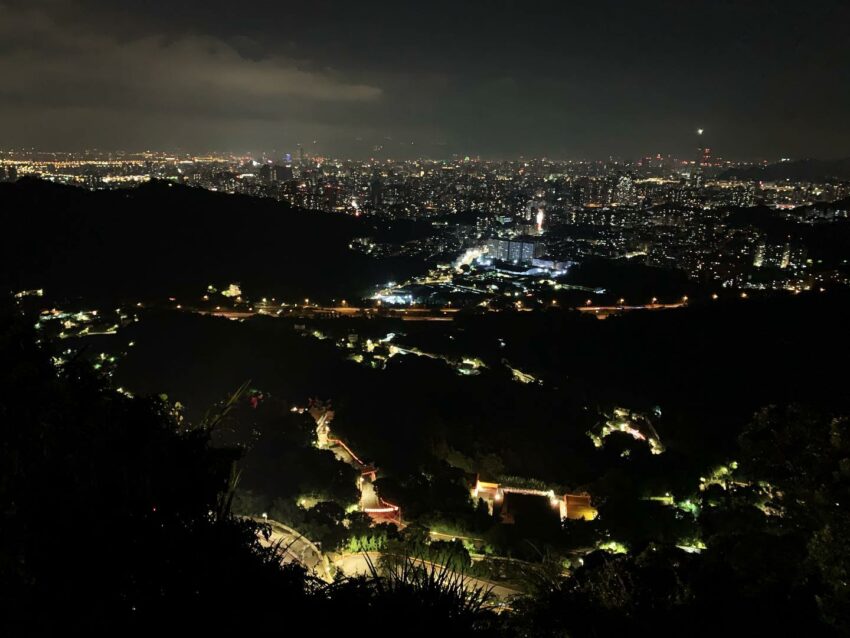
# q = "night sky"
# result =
<box><xmin>1</xmin><ymin>0</ymin><xmax>848</xmax><ymax>159</ymax></box>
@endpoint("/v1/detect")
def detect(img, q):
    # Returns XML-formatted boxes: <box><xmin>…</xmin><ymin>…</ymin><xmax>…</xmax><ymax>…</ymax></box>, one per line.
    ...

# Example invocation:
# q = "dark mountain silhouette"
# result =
<box><xmin>720</xmin><ymin>157</ymin><xmax>850</xmax><ymax>181</ymax></box>
<box><xmin>0</xmin><ymin>178</ymin><xmax>422</xmax><ymax>303</ymax></box>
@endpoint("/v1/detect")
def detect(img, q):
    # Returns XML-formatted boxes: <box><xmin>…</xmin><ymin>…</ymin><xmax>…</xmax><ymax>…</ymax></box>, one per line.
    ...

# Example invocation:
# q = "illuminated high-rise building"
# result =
<box><xmin>487</xmin><ymin>237</ymin><xmax>543</xmax><ymax>265</ymax></box>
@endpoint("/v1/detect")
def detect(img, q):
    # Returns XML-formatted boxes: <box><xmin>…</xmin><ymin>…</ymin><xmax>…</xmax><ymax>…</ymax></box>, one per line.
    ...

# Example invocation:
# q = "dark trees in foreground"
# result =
<box><xmin>0</xmin><ymin>308</ymin><xmax>305</xmax><ymax>631</ymax></box>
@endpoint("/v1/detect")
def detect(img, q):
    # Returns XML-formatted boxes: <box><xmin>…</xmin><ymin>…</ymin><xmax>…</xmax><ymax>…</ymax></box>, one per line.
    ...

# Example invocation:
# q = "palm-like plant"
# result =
<box><xmin>315</xmin><ymin>553</ymin><xmax>500</xmax><ymax>635</ymax></box>
<box><xmin>368</xmin><ymin>553</ymin><xmax>495</xmax><ymax>620</ymax></box>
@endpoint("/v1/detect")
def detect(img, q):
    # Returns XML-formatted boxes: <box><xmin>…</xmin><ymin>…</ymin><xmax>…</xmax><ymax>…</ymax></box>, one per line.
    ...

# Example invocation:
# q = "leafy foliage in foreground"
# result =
<box><xmin>0</xmin><ymin>308</ymin><xmax>307</xmax><ymax>630</ymax></box>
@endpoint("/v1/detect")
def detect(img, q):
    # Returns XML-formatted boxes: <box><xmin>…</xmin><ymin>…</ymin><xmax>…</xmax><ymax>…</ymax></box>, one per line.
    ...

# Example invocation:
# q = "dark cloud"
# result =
<box><xmin>1</xmin><ymin>0</ymin><xmax>848</xmax><ymax>158</ymax></box>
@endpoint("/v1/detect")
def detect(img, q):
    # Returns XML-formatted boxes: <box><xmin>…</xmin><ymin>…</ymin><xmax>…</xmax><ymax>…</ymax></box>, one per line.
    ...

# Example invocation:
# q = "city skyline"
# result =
<box><xmin>0</xmin><ymin>144</ymin><xmax>833</xmax><ymax>164</ymax></box>
<box><xmin>1</xmin><ymin>1</ymin><xmax>849</xmax><ymax>159</ymax></box>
